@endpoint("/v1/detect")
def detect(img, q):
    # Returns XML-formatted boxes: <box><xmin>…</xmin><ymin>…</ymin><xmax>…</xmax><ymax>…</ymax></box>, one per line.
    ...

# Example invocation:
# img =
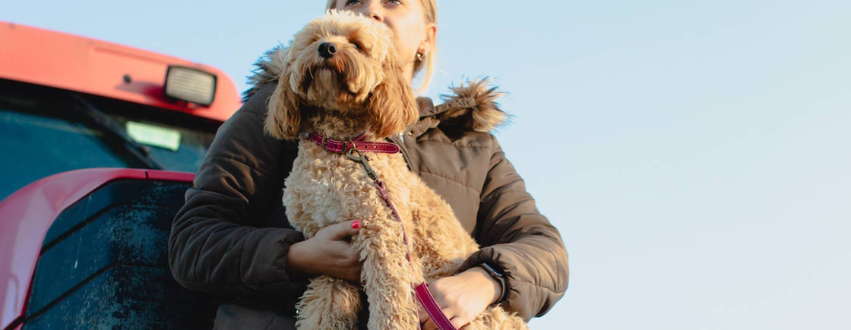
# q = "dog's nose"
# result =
<box><xmin>318</xmin><ymin>42</ymin><xmax>337</xmax><ymax>59</ymax></box>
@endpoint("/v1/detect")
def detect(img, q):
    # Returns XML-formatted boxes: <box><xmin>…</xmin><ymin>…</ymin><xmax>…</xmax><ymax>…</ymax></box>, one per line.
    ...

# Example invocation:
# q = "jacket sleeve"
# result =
<box><xmin>167</xmin><ymin>84</ymin><xmax>307</xmax><ymax>310</ymax></box>
<box><xmin>459</xmin><ymin>135</ymin><xmax>569</xmax><ymax>321</ymax></box>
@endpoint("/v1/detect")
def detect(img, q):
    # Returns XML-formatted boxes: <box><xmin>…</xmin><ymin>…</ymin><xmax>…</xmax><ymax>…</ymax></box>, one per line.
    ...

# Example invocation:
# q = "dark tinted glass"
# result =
<box><xmin>0</xmin><ymin>80</ymin><xmax>221</xmax><ymax>200</ymax></box>
<box><xmin>0</xmin><ymin>93</ymin><xmax>138</xmax><ymax>200</ymax></box>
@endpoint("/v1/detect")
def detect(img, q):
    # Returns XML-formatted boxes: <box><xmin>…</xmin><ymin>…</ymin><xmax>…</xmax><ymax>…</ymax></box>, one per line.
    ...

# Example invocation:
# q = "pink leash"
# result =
<box><xmin>416</xmin><ymin>283</ymin><xmax>457</xmax><ymax>330</ymax></box>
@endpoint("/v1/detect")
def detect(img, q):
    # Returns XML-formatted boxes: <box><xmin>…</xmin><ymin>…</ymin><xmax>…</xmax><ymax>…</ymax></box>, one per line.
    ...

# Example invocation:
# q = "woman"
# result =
<box><xmin>168</xmin><ymin>0</ymin><xmax>569</xmax><ymax>329</ymax></box>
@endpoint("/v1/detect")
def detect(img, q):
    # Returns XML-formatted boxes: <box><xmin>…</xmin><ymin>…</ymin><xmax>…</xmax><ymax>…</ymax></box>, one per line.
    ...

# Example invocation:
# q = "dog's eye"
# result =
<box><xmin>352</xmin><ymin>41</ymin><xmax>364</xmax><ymax>51</ymax></box>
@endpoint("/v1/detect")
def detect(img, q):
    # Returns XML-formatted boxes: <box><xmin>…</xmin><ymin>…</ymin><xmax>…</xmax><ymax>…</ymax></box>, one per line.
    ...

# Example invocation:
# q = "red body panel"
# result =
<box><xmin>0</xmin><ymin>21</ymin><xmax>242</xmax><ymax>122</ymax></box>
<box><xmin>0</xmin><ymin>169</ymin><xmax>194</xmax><ymax>329</ymax></box>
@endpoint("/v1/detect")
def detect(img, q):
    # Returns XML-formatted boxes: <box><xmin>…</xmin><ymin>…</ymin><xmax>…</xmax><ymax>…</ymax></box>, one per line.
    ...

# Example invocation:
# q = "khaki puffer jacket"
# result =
<box><xmin>168</xmin><ymin>77</ymin><xmax>569</xmax><ymax>329</ymax></box>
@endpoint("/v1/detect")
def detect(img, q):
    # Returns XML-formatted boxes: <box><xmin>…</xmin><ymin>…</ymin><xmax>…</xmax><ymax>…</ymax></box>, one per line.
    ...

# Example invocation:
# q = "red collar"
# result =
<box><xmin>307</xmin><ymin>132</ymin><xmax>400</xmax><ymax>154</ymax></box>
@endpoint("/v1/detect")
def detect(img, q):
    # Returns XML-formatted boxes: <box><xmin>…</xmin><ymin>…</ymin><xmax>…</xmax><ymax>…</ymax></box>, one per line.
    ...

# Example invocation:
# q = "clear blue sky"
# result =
<box><xmin>4</xmin><ymin>0</ymin><xmax>851</xmax><ymax>329</ymax></box>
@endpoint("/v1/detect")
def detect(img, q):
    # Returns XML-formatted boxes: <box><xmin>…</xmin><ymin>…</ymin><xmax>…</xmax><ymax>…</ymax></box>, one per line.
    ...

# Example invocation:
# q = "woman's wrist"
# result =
<box><xmin>478</xmin><ymin>263</ymin><xmax>508</xmax><ymax>305</ymax></box>
<box><xmin>286</xmin><ymin>240</ymin><xmax>314</xmax><ymax>279</ymax></box>
<box><xmin>464</xmin><ymin>266</ymin><xmax>502</xmax><ymax>305</ymax></box>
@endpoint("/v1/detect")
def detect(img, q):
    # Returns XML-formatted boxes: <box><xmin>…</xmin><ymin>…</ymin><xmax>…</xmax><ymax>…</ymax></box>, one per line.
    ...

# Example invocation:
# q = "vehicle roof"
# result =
<box><xmin>0</xmin><ymin>21</ymin><xmax>242</xmax><ymax>122</ymax></box>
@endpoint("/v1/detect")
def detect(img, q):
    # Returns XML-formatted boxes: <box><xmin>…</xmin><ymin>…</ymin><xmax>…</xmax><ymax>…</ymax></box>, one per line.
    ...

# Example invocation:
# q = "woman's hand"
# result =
<box><xmin>419</xmin><ymin>267</ymin><xmax>502</xmax><ymax>329</ymax></box>
<box><xmin>287</xmin><ymin>220</ymin><xmax>363</xmax><ymax>282</ymax></box>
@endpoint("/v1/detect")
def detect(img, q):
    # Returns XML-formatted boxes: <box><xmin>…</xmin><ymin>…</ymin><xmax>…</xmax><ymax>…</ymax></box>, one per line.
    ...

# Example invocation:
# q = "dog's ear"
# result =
<box><xmin>265</xmin><ymin>67</ymin><xmax>301</xmax><ymax>140</ymax></box>
<box><xmin>365</xmin><ymin>59</ymin><xmax>419</xmax><ymax>138</ymax></box>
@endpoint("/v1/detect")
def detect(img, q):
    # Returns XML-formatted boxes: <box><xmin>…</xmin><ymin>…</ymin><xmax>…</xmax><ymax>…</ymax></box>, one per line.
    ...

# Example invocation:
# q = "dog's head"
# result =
<box><xmin>265</xmin><ymin>10</ymin><xmax>419</xmax><ymax>140</ymax></box>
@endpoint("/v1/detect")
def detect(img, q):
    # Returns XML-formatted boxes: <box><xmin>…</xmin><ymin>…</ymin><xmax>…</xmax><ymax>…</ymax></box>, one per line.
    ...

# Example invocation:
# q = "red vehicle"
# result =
<box><xmin>0</xmin><ymin>22</ymin><xmax>242</xmax><ymax>329</ymax></box>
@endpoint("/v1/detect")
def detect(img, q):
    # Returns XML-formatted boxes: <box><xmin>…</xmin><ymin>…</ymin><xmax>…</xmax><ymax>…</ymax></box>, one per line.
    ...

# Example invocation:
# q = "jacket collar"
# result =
<box><xmin>416</xmin><ymin>97</ymin><xmax>436</xmax><ymax>117</ymax></box>
<box><xmin>410</xmin><ymin>97</ymin><xmax>442</xmax><ymax>138</ymax></box>
<box><xmin>416</xmin><ymin>96</ymin><xmax>479</xmax><ymax>118</ymax></box>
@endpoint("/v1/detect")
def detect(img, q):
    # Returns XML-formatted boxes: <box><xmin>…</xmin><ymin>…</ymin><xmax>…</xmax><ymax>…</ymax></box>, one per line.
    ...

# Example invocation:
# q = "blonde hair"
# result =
<box><xmin>326</xmin><ymin>0</ymin><xmax>437</xmax><ymax>95</ymax></box>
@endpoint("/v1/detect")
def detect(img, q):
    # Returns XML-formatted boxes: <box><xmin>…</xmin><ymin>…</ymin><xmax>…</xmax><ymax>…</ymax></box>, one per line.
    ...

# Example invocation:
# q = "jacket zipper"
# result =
<box><xmin>388</xmin><ymin>132</ymin><xmax>414</xmax><ymax>172</ymax></box>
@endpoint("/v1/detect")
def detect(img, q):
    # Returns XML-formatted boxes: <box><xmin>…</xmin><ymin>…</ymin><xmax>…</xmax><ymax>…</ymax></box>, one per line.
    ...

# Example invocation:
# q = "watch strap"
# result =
<box><xmin>479</xmin><ymin>263</ymin><xmax>509</xmax><ymax>305</ymax></box>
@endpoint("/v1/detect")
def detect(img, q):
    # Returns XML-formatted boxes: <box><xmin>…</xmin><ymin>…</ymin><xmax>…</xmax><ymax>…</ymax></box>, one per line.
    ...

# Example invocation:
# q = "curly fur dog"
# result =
<box><xmin>262</xmin><ymin>10</ymin><xmax>528</xmax><ymax>330</ymax></box>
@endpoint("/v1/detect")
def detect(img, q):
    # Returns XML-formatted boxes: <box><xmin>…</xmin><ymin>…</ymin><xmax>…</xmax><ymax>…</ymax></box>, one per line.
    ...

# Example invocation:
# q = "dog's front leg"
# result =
<box><xmin>355</xmin><ymin>216</ymin><xmax>422</xmax><ymax>330</ymax></box>
<box><xmin>296</xmin><ymin>275</ymin><xmax>361</xmax><ymax>330</ymax></box>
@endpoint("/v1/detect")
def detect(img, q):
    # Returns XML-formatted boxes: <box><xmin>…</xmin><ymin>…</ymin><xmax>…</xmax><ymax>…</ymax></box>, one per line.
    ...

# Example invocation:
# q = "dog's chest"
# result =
<box><xmin>282</xmin><ymin>141</ymin><xmax>413</xmax><ymax>236</ymax></box>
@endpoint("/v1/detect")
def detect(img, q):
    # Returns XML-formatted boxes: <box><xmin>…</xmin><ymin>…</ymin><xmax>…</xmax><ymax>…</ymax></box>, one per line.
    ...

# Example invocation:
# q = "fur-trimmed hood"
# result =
<box><xmin>244</xmin><ymin>46</ymin><xmax>509</xmax><ymax>133</ymax></box>
<box><xmin>243</xmin><ymin>46</ymin><xmax>287</xmax><ymax>102</ymax></box>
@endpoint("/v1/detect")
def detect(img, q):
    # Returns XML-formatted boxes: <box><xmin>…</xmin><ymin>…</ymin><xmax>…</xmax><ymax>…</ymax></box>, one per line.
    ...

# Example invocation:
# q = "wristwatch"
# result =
<box><xmin>479</xmin><ymin>263</ymin><xmax>508</xmax><ymax>304</ymax></box>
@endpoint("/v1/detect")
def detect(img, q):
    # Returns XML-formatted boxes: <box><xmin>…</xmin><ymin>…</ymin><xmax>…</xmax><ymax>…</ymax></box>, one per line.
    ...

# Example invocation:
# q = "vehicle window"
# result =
<box><xmin>107</xmin><ymin>114</ymin><xmax>215</xmax><ymax>173</ymax></box>
<box><xmin>0</xmin><ymin>97</ymin><xmax>140</xmax><ymax>200</ymax></box>
<box><xmin>0</xmin><ymin>82</ymin><xmax>221</xmax><ymax>200</ymax></box>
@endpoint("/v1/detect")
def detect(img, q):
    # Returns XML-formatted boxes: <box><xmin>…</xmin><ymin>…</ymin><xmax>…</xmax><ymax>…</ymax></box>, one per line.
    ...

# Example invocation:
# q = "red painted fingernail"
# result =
<box><xmin>352</xmin><ymin>220</ymin><xmax>360</xmax><ymax>229</ymax></box>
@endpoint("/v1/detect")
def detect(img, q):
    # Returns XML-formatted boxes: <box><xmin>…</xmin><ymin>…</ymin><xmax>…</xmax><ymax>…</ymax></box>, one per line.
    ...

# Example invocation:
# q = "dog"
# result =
<box><xmin>262</xmin><ymin>10</ymin><xmax>528</xmax><ymax>330</ymax></box>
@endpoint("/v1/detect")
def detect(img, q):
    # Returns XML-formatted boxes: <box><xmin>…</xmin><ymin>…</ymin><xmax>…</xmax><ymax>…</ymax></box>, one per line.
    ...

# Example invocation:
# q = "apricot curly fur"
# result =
<box><xmin>264</xmin><ymin>10</ymin><xmax>526</xmax><ymax>330</ymax></box>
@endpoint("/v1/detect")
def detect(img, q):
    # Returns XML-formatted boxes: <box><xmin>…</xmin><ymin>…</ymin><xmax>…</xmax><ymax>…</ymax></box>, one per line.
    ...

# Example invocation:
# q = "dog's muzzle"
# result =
<box><xmin>318</xmin><ymin>42</ymin><xmax>337</xmax><ymax>59</ymax></box>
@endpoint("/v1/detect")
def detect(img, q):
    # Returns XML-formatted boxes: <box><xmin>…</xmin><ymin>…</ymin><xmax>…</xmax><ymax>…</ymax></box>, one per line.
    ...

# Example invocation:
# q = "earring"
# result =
<box><xmin>416</xmin><ymin>52</ymin><xmax>425</xmax><ymax>61</ymax></box>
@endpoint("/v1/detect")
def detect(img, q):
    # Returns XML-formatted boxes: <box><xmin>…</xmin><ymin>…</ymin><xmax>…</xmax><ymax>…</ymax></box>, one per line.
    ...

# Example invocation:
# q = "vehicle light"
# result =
<box><xmin>164</xmin><ymin>66</ymin><xmax>217</xmax><ymax>106</ymax></box>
